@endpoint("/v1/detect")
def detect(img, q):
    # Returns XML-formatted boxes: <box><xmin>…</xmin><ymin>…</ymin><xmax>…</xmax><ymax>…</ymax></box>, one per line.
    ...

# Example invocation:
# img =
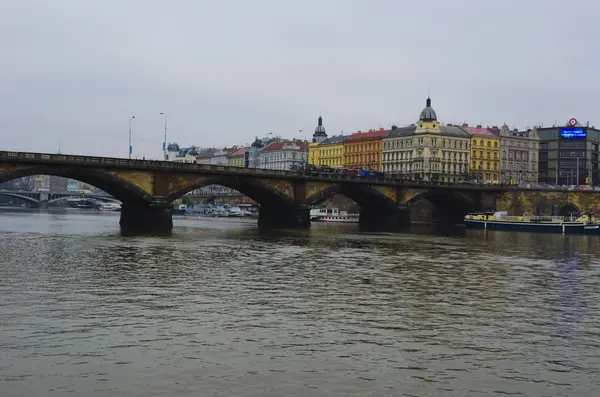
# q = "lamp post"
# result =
<box><xmin>160</xmin><ymin>112</ymin><xmax>168</xmax><ymax>160</ymax></box>
<box><xmin>128</xmin><ymin>116</ymin><xmax>135</xmax><ymax>160</ymax></box>
<box><xmin>299</xmin><ymin>129</ymin><xmax>305</xmax><ymax>168</ymax></box>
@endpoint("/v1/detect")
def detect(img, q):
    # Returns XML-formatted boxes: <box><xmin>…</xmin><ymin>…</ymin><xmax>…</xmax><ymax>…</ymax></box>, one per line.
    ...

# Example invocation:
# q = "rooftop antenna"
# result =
<box><xmin>57</xmin><ymin>141</ymin><xmax>61</xmax><ymax>154</ymax></box>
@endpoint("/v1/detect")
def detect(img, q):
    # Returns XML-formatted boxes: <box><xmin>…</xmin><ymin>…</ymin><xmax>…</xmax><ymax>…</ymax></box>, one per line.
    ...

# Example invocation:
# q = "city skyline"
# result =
<box><xmin>1</xmin><ymin>0</ymin><xmax>598</xmax><ymax>159</ymax></box>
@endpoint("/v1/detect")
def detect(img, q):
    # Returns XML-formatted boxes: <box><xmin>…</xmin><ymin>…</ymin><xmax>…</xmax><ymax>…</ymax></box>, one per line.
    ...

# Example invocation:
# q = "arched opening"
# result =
<box><xmin>306</xmin><ymin>184</ymin><xmax>408</xmax><ymax>229</ymax></box>
<box><xmin>0</xmin><ymin>173</ymin><xmax>130</xmax><ymax>210</ymax></box>
<box><xmin>559</xmin><ymin>204</ymin><xmax>580</xmax><ymax>218</ymax></box>
<box><xmin>173</xmin><ymin>184</ymin><xmax>259</xmax><ymax>218</ymax></box>
<box><xmin>168</xmin><ymin>176</ymin><xmax>306</xmax><ymax>228</ymax></box>
<box><xmin>0</xmin><ymin>167</ymin><xmax>151</xmax><ymax>204</ymax></box>
<box><xmin>408</xmin><ymin>191</ymin><xmax>474</xmax><ymax>224</ymax></box>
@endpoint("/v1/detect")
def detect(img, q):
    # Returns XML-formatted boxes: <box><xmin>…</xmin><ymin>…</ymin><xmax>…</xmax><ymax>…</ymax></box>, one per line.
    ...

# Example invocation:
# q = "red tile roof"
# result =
<box><xmin>264</xmin><ymin>140</ymin><xmax>308</xmax><ymax>151</ymax></box>
<box><xmin>347</xmin><ymin>129</ymin><xmax>390</xmax><ymax>141</ymax></box>
<box><xmin>228</xmin><ymin>147</ymin><xmax>248</xmax><ymax>157</ymax></box>
<box><xmin>462</xmin><ymin>126</ymin><xmax>498</xmax><ymax>138</ymax></box>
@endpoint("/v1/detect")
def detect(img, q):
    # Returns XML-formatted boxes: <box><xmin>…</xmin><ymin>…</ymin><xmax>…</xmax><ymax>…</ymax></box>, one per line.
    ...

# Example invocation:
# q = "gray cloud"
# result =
<box><xmin>1</xmin><ymin>0</ymin><xmax>598</xmax><ymax>158</ymax></box>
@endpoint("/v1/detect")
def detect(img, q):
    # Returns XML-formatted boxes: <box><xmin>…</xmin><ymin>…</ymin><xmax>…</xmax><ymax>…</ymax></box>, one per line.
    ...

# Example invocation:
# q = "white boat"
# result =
<box><xmin>310</xmin><ymin>207</ymin><xmax>359</xmax><ymax>223</ymax></box>
<box><xmin>98</xmin><ymin>202</ymin><xmax>121</xmax><ymax>211</ymax></box>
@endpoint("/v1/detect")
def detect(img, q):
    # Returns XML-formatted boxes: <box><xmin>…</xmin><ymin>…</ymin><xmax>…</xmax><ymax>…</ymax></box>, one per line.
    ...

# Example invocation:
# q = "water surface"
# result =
<box><xmin>1</xmin><ymin>211</ymin><xmax>599</xmax><ymax>396</ymax></box>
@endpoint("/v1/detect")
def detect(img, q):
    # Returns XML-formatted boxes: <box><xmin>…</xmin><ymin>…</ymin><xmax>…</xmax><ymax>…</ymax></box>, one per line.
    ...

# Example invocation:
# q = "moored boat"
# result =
<box><xmin>464</xmin><ymin>211</ymin><xmax>600</xmax><ymax>234</ymax></box>
<box><xmin>310</xmin><ymin>207</ymin><xmax>359</xmax><ymax>223</ymax></box>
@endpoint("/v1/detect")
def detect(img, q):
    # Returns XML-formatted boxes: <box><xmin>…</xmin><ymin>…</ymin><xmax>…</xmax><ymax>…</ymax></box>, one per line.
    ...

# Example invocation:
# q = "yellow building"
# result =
<box><xmin>311</xmin><ymin>135</ymin><xmax>349</xmax><ymax>167</ymax></box>
<box><xmin>462</xmin><ymin>125</ymin><xmax>500</xmax><ymax>183</ymax></box>
<box><xmin>227</xmin><ymin>147</ymin><xmax>248</xmax><ymax>167</ymax></box>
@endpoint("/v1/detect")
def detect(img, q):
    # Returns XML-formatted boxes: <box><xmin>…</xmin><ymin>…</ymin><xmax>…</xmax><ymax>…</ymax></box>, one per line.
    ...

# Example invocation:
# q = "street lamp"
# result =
<box><xmin>128</xmin><ymin>116</ymin><xmax>135</xmax><ymax>160</ymax></box>
<box><xmin>160</xmin><ymin>112</ymin><xmax>167</xmax><ymax>160</ymax></box>
<box><xmin>299</xmin><ymin>129</ymin><xmax>305</xmax><ymax>166</ymax></box>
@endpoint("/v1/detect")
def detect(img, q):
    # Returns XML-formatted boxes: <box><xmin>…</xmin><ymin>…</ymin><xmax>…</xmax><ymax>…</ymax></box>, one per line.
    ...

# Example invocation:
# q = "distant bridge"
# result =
<box><xmin>0</xmin><ymin>189</ymin><xmax>120</xmax><ymax>207</ymax></box>
<box><xmin>1</xmin><ymin>150</ymin><xmax>599</xmax><ymax>235</ymax></box>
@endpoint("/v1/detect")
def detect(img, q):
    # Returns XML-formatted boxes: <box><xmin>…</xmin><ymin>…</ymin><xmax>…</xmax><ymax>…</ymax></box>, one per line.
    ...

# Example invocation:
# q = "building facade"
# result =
<box><xmin>536</xmin><ymin>123</ymin><xmax>599</xmax><ymax>186</ymax></box>
<box><xmin>228</xmin><ymin>147</ymin><xmax>248</xmax><ymax>167</ymax></box>
<box><xmin>498</xmin><ymin>124</ymin><xmax>540</xmax><ymax>184</ymax></box>
<box><xmin>382</xmin><ymin>98</ymin><xmax>470</xmax><ymax>182</ymax></box>
<box><xmin>260</xmin><ymin>140</ymin><xmax>307</xmax><ymax>170</ymax></box>
<box><xmin>195</xmin><ymin>148</ymin><xmax>217</xmax><ymax>165</ymax></box>
<box><xmin>343</xmin><ymin>129</ymin><xmax>388</xmax><ymax>170</ymax></box>
<box><xmin>311</xmin><ymin>135</ymin><xmax>349</xmax><ymax>168</ymax></box>
<box><xmin>462</xmin><ymin>125</ymin><xmax>500</xmax><ymax>183</ymax></box>
<box><xmin>210</xmin><ymin>148</ymin><xmax>234</xmax><ymax>166</ymax></box>
<box><xmin>166</xmin><ymin>143</ymin><xmax>201</xmax><ymax>163</ymax></box>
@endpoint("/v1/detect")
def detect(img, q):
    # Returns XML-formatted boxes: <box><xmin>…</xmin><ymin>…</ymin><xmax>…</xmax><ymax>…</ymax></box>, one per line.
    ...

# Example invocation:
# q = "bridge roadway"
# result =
<box><xmin>1</xmin><ymin>150</ymin><xmax>598</xmax><ymax>235</ymax></box>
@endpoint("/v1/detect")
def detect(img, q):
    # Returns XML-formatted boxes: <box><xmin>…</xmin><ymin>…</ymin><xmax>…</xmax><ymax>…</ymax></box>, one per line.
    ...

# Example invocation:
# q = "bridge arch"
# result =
<box><xmin>306</xmin><ymin>183</ymin><xmax>408</xmax><ymax>229</ymax></box>
<box><xmin>0</xmin><ymin>192</ymin><xmax>39</xmax><ymax>205</ymax></box>
<box><xmin>306</xmin><ymin>184</ymin><xmax>397</xmax><ymax>209</ymax></box>
<box><xmin>559</xmin><ymin>203</ymin><xmax>580</xmax><ymax>217</ymax></box>
<box><xmin>407</xmin><ymin>190</ymin><xmax>475</xmax><ymax>223</ymax></box>
<box><xmin>0</xmin><ymin>166</ymin><xmax>152</xmax><ymax>204</ymax></box>
<box><xmin>168</xmin><ymin>176</ymin><xmax>296</xmax><ymax>209</ymax></box>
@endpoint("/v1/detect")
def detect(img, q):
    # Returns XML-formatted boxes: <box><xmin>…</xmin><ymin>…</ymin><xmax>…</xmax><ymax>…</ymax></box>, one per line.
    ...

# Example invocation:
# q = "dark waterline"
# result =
<box><xmin>1</xmin><ymin>211</ymin><xmax>599</xmax><ymax>397</ymax></box>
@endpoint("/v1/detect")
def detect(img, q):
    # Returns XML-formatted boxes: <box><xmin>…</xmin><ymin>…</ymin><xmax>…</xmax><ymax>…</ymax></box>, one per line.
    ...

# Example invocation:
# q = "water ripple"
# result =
<box><xmin>0</xmin><ymin>213</ymin><xmax>599</xmax><ymax>396</ymax></box>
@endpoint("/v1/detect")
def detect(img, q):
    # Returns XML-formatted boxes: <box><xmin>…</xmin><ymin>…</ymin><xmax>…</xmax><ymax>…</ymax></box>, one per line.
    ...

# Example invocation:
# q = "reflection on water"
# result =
<box><xmin>1</xmin><ymin>211</ymin><xmax>599</xmax><ymax>397</ymax></box>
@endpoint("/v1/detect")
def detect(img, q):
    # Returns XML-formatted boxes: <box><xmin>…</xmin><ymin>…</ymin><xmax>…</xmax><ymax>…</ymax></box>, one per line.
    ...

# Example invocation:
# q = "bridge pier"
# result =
<box><xmin>119</xmin><ymin>202</ymin><xmax>173</xmax><ymax>236</ymax></box>
<box><xmin>359</xmin><ymin>205</ymin><xmax>411</xmax><ymax>231</ymax></box>
<box><xmin>39</xmin><ymin>191</ymin><xmax>48</xmax><ymax>209</ymax></box>
<box><xmin>258</xmin><ymin>206</ymin><xmax>311</xmax><ymax>229</ymax></box>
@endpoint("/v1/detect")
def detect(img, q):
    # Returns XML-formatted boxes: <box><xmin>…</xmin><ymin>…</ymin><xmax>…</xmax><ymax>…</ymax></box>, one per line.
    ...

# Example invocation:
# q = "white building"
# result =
<box><xmin>210</xmin><ymin>148</ymin><xmax>234</xmax><ymax>166</ymax></box>
<box><xmin>259</xmin><ymin>140</ymin><xmax>308</xmax><ymax>170</ymax></box>
<box><xmin>166</xmin><ymin>143</ymin><xmax>200</xmax><ymax>163</ymax></box>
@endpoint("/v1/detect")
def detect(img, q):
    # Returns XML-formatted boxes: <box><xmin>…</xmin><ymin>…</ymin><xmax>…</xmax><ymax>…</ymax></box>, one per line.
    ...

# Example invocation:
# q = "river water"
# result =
<box><xmin>1</xmin><ymin>210</ymin><xmax>599</xmax><ymax>397</ymax></box>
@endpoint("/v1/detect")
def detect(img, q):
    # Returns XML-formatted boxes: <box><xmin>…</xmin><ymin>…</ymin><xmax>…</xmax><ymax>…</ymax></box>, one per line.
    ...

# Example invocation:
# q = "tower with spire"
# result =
<box><xmin>312</xmin><ymin>115</ymin><xmax>328</xmax><ymax>143</ymax></box>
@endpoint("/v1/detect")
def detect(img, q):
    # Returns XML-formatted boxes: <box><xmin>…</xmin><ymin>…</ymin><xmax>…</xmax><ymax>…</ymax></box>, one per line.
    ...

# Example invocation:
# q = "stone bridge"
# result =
<box><xmin>1</xmin><ymin>150</ymin><xmax>599</xmax><ymax>235</ymax></box>
<box><xmin>0</xmin><ymin>190</ymin><xmax>120</xmax><ymax>208</ymax></box>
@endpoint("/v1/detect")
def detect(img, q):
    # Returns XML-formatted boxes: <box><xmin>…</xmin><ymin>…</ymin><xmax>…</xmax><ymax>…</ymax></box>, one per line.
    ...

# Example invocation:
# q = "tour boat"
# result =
<box><xmin>98</xmin><ymin>202</ymin><xmax>121</xmax><ymax>211</ymax></box>
<box><xmin>310</xmin><ymin>207</ymin><xmax>359</xmax><ymax>223</ymax></box>
<box><xmin>464</xmin><ymin>211</ymin><xmax>600</xmax><ymax>234</ymax></box>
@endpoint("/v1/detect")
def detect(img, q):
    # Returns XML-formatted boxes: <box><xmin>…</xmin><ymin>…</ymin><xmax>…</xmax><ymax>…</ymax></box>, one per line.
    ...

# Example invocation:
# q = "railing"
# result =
<box><xmin>0</xmin><ymin>150</ymin><xmax>598</xmax><ymax>192</ymax></box>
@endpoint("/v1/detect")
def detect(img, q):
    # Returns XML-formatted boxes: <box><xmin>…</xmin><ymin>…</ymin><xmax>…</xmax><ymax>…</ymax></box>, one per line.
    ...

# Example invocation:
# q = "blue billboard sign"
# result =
<box><xmin>560</xmin><ymin>128</ymin><xmax>586</xmax><ymax>139</ymax></box>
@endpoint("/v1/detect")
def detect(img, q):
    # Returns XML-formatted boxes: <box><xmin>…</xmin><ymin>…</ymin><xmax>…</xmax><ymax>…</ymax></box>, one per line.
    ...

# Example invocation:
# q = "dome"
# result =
<box><xmin>419</xmin><ymin>97</ymin><xmax>437</xmax><ymax>122</ymax></box>
<box><xmin>314</xmin><ymin>116</ymin><xmax>327</xmax><ymax>136</ymax></box>
<box><xmin>312</xmin><ymin>116</ymin><xmax>328</xmax><ymax>143</ymax></box>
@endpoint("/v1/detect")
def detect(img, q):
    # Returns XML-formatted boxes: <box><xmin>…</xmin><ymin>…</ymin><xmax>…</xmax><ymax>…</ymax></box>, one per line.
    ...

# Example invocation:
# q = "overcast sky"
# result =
<box><xmin>1</xmin><ymin>0</ymin><xmax>598</xmax><ymax>159</ymax></box>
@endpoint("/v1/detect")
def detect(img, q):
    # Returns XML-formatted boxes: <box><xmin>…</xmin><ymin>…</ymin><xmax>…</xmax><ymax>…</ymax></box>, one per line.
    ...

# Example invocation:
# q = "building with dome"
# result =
<box><xmin>382</xmin><ymin>97</ymin><xmax>471</xmax><ymax>182</ymax></box>
<box><xmin>308</xmin><ymin>116</ymin><xmax>330</xmax><ymax>166</ymax></box>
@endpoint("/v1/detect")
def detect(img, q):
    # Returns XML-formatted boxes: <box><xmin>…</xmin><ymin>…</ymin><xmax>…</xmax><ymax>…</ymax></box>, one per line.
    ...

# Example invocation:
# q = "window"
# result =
<box><xmin>494</xmin><ymin>142</ymin><xmax>498</xmax><ymax>148</ymax></box>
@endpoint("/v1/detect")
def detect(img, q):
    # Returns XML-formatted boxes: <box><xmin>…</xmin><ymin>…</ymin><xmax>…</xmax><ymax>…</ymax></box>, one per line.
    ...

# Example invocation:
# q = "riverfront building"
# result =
<box><xmin>227</xmin><ymin>147</ymin><xmax>248</xmax><ymax>167</ymax></box>
<box><xmin>343</xmin><ymin>129</ymin><xmax>388</xmax><ymax>170</ymax></box>
<box><xmin>498</xmin><ymin>124</ymin><xmax>540</xmax><ymax>185</ymax></box>
<box><xmin>311</xmin><ymin>135</ymin><xmax>350</xmax><ymax>168</ymax></box>
<box><xmin>382</xmin><ymin>98</ymin><xmax>471</xmax><ymax>182</ymax></box>
<box><xmin>308</xmin><ymin>116</ymin><xmax>329</xmax><ymax>166</ymax></box>
<box><xmin>260</xmin><ymin>140</ymin><xmax>308</xmax><ymax>170</ymax></box>
<box><xmin>536</xmin><ymin>122</ymin><xmax>599</xmax><ymax>186</ymax></box>
<box><xmin>462</xmin><ymin>125</ymin><xmax>501</xmax><ymax>183</ymax></box>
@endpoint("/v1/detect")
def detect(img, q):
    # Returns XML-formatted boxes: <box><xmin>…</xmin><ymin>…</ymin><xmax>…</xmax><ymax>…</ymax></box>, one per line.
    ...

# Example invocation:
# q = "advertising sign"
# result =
<box><xmin>560</xmin><ymin>127</ymin><xmax>586</xmax><ymax>139</ymax></box>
